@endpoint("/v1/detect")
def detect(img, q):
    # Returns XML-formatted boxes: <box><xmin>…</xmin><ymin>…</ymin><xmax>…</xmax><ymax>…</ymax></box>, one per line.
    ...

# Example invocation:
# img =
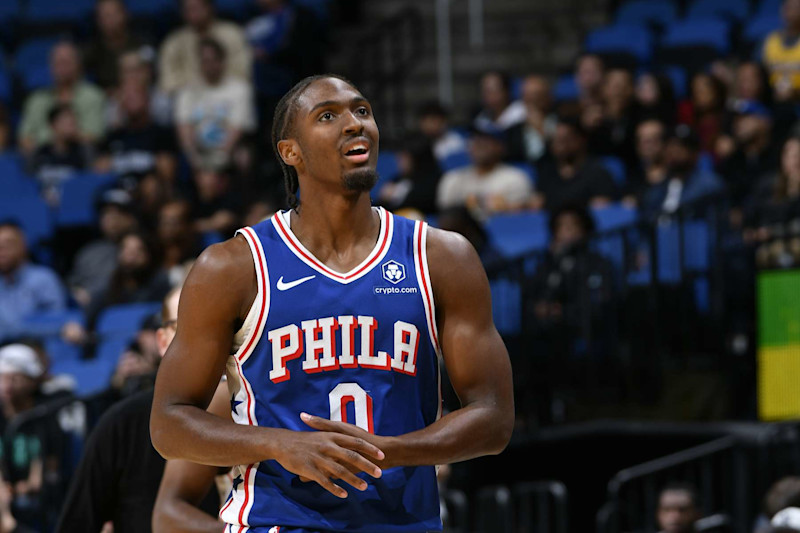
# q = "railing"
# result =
<box><xmin>348</xmin><ymin>7</ymin><xmax>424</xmax><ymax>144</ymax></box>
<box><xmin>472</xmin><ymin>481</ymin><xmax>569</xmax><ymax>533</ymax></box>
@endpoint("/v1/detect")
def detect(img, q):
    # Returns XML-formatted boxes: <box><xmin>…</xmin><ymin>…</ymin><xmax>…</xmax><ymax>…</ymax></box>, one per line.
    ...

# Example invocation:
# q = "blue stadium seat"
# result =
<box><xmin>757</xmin><ymin>0</ymin><xmax>782</xmax><ymax>17</ymax></box>
<box><xmin>201</xmin><ymin>231</ymin><xmax>225</xmax><ymax>248</ymax></box>
<box><xmin>585</xmin><ymin>24</ymin><xmax>654</xmax><ymax>66</ymax></box>
<box><xmin>95</xmin><ymin>302</ymin><xmax>162</xmax><ymax>340</ymax></box>
<box><xmin>214</xmin><ymin>0</ymin><xmax>251</xmax><ymax>20</ymax></box>
<box><xmin>55</xmin><ymin>173</ymin><xmax>117</xmax><ymax>228</ymax></box>
<box><xmin>0</xmin><ymin>68</ymin><xmax>11</xmax><ymax>105</ymax></box>
<box><xmin>0</xmin><ymin>0</ymin><xmax>20</xmax><ymax>23</ymax></box>
<box><xmin>687</xmin><ymin>0</ymin><xmax>750</xmax><ymax>22</ymax></box>
<box><xmin>14</xmin><ymin>37</ymin><xmax>58</xmax><ymax>91</ymax></box>
<box><xmin>629</xmin><ymin>219</ymin><xmax>712</xmax><ymax>285</ymax></box>
<box><xmin>0</xmin><ymin>194</ymin><xmax>53</xmax><ymax>248</ymax></box>
<box><xmin>485</xmin><ymin>212</ymin><xmax>549</xmax><ymax>258</ymax></box>
<box><xmin>125</xmin><ymin>0</ymin><xmax>175</xmax><ymax>17</ymax></box>
<box><xmin>20</xmin><ymin>309</ymin><xmax>85</xmax><ymax>337</ymax></box>
<box><xmin>744</xmin><ymin>14</ymin><xmax>782</xmax><ymax>45</ymax></box>
<box><xmin>616</xmin><ymin>0</ymin><xmax>678</xmax><ymax>28</ymax></box>
<box><xmin>440</xmin><ymin>151</ymin><xmax>471</xmax><ymax>172</ymax></box>
<box><xmin>510</xmin><ymin>161</ymin><xmax>537</xmax><ymax>187</ymax></box>
<box><xmin>490</xmin><ymin>279</ymin><xmax>521</xmax><ymax>335</ymax></box>
<box><xmin>661</xmin><ymin>18</ymin><xmax>732</xmax><ymax>55</ymax></box>
<box><xmin>51</xmin><ymin>355</ymin><xmax>117</xmax><ymax>396</ymax></box>
<box><xmin>0</xmin><ymin>154</ymin><xmax>39</xmax><ymax>197</ymax></box>
<box><xmin>591</xmin><ymin>203</ymin><xmax>638</xmax><ymax>232</ymax></box>
<box><xmin>294</xmin><ymin>0</ymin><xmax>331</xmax><ymax>21</ymax></box>
<box><xmin>600</xmin><ymin>156</ymin><xmax>626</xmax><ymax>187</ymax></box>
<box><xmin>24</xmin><ymin>0</ymin><xmax>95</xmax><ymax>25</ymax></box>
<box><xmin>370</xmin><ymin>151</ymin><xmax>400</xmax><ymax>201</ymax></box>
<box><xmin>662</xmin><ymin>65</ymin><xmax>688</xmax><ymax>99</ymax></box>
<box><xmin>553</xmin><ymin>75</ymin><xmax>579</xmax><ymax>102</ymax></box>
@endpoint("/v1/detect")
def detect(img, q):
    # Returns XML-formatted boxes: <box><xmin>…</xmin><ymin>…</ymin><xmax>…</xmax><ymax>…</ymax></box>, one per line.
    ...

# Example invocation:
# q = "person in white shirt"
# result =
<box><xmin>473</xmin><ymin>71</ymin><xmax>526</xmax><ymax>132</ymax></box>
<box><xmin>175</xmin><ymin>38</ymin><xmax>255</xmax><ymax>171</ymax></box>
<box><xmin>437</xmin><ymin>126</ymin><xmax>533</xmax><ymax>218</ymax></box>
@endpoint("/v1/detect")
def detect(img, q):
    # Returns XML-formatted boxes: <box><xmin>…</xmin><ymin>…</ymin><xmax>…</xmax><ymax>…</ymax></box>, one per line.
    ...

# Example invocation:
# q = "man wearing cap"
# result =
<box><xmin>718</xmin><ymin>100</ymin><xmax>779</xmax><ymax>208</ymax></box>
<box><xmin>66</xmin><ymin>190</ymin><xmax>138</xmax><ymax>309</ymax></box>
<box><xmin>0</xmin><ymin>223</ymin><xmax>67</xmax><ymax>343</ymax></box>
<box><xmin>641</xmin><ymin>125</ymin><xmax>724</xmax><ymax>220</ymax></box>
<box><xmin>0</xmin><ymin>343</ymin><xmax>56</xmax><ymax>531</ymax></box>
<box><xmin>436</xmin><ymin>125</ymin><xmax>533</xmax><ymax>219</ymax></box>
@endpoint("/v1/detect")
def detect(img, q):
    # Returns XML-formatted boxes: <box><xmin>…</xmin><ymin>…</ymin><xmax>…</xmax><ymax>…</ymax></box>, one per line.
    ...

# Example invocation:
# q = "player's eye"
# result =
<box><xmin>319</xmin><ymin>112</ymin><xmax>334</xmax><ymax>122</ymax></box>
<box><xmin>356</xmin><ymin>107</ymin><xmax>369</xmax><ymax>116</ymax></box>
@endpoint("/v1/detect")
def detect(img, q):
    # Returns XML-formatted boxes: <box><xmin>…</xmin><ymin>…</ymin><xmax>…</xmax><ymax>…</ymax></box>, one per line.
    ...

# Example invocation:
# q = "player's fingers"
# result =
<box><xmin>337</xmin><ymin>434</ymin><xmax>385</xmax><ymax>462</ymax></box>
<box><xmin>298</xmin><ymin>475</ymin><xmax>312</xmax><ymax>482</ymax></box>
<box><xmin>324</xmin><ymin>462</ymin><xmax>368</xmax><ymax>491</ymax></box>
<box><xmin>301</xmin><ymin>412</ymin><xmax>353</xmax><ymax>433</ymax></box>
<box><xmin>313</xmin><ymin>474</ymin><xmax>348</xmax><ymax>499</ymax></box>
<box><xmin>330</xmin><ymin>446</ymin><xmax>383</xmax><ymax>479</ymax></box>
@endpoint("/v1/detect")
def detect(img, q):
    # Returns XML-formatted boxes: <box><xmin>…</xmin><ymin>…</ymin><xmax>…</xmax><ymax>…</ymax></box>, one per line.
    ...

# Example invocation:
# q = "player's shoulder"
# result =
<box><xmin>192</xmin><ymin>234</ymin><xmax>253</xmax><ymax>279</ymax></box>
<box><xmin>425</xmin><ymin>226</ymin><xmax>486</xmax><ymax>286</ymax></box>
<box><xmin>426</xmin><ymin>226</ymin><xmax>478</xmax><ymax>263</ymax></box>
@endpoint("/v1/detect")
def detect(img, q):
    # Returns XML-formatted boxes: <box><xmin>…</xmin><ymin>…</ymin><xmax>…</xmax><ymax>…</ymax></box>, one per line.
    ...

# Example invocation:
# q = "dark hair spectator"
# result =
<box><xmin>506</xmin><ymin>75</ymin><xmax>557</xmax><ymax>164</ymax></box>
<box><xmin>377</xmin><ymin>137</ymin><xmax>442</xmax><ymax>215</ymax></box>
<box><xmin>473</xmin><ymin>71</ymin><xmax>526</xmax><ymax>132</ymax></box>
<box><xmin>417</xmin><ymin>101</ymin><xmax>468</xmax><ymax>166</ymax></box>
<box><xmin>636</xmin><ymin>72</ymin><xmax>677</xmax><ymax>126</ymax></box>
<box><xmin>657</xmin><ymin>483</ymin><xmax>702</xmax><ymax>533</ymax></box>
<box><xmin>678</xmin><ymin>72</ymin><xmax>727</xmax><ymax>157</ymax></box>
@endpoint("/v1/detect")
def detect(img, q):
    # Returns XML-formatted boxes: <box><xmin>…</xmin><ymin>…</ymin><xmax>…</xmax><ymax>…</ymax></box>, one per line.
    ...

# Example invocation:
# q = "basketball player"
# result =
<box><xmin>150</xmin><ymin>74</ymin><xmax>514</xmax><ymax>532</ymax></box>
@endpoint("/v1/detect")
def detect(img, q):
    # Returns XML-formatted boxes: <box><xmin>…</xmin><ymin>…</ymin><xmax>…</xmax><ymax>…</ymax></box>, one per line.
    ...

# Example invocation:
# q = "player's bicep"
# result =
<box><xmin>155</xmin><ymin>238</ymin><xmax>255</xmax><ymax>410</ymax></box>
<box><xmin>428</xmin><ymin>230</ymin><xmax>513</xmax><ymax>408</ymax></box>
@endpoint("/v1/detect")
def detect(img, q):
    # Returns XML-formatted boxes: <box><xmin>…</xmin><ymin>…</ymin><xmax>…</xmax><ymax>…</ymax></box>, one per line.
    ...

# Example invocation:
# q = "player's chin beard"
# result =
<box><xmin>342</xmin><ymin>167</ymin><xmax>379</xmax><ymax>193</ymax></box>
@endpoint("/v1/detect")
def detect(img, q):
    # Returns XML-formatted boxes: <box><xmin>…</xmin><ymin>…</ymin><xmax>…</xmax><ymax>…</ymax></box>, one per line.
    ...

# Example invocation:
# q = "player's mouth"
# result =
<box><xmin>342</xmin><ymin>138</ymin><xmax>371</xmax><ymax>164</ymax></box>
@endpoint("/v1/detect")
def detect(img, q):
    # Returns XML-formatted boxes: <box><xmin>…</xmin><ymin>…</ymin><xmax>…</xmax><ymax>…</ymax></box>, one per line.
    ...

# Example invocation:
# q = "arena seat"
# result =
<box><xmin>21</xmin><ymin>309</ymin><xmax>85</xmax><ymax>337</ymax></box>
<box><xmin>439</xmin><ymin>151</ymin><xmax>471</xmax><ymax>172</ymax></box>
<box><xmin>659</xmin><ymin>18</ymin><xmax>732</xmax><ymax>71</ymax></box>
<box><xmin>0</xmin><ymin>194</ymin><xmax>53</xmax><ymax>248</ymax></box>
<box><xmin>662</xmin><ymin>65</ymin><xmax>688</xmax><ymax>99</ymax></box>
<box><xmin>757</xmin><ymin>0</ymin><xmax>782</xmax><ymax>17</ymax></box>
<box><xmin>687</xmin><ymin>0</ymin><xmax>750</xmax><ymax>22</ymax></box>
<box><xmin>214</xmin><ymin>0</ymin><xmax>251</xmax><ymax>20</ymax></box>
<box><xmin>51</xmin><ymin>355</ymin><xmax>117</xmax><ymax>396</ymax></box>
<box><xmin>55</xmin><ymin>173</ymin><xmax>117</xmax><ymax>228</ymax></box>
<box><xmin>485</xmin><ymin>211</ymin><xmax>549</xmax><ymax>259</ymax></box>
<box><xmin>95</xmin><ymin>302</ymin><xmax>161</xmax><ymax>340</ymax></box>
<box><xmin>585</xmin><ymin>24</ymin><xmax>654</xmax><ymax>67</ymax></box>
<box><xmin>370</xmin><ymin>150</ymin><xmax>400</xmax><ymax>200</ymax></box>
<box><xmin>600</xmin><ymin>156</ymin><xmax>626</xmax><ymax>187</ymax></box>
<box><xmin>744</xmin><ymin>14</ymin><xmax>782</xmax><ymax>47</ymax></box>
<box><xmin>616</xmin><ymin>0</ymin><xmax>678</xmax><ymax>29</ymax></box>
<box><xmin>0</xmin><ymin>0</ymin><xmax>20</xmax><ymax>24</ymax></box>
<box><xmin>24</xmin><ymin>0</ymin><xmax>95</xmax><ymax>25</ymax></box>
<box><xmin>0</xmin><ymin>154</ymin><xmax>39</xmax><ymax>197</ymax></box>
<box><xmin>553</xmin><ymin>75</ymin><xmax>579</xmax><ymax>102</ymax></box>
<box><xmin>125</xmin><ymin>0</ymin><xmax>175</xmax><ymax>18</ymax></box>
<box><xmin>489</xmin><ymin>279</ymin><xmax>522</xmax><ymax>336</ymax></box>
<box><xmin>591</xmin><ymin>204</ymin><xmax>639</xmax><ymax>271</ymax></box>
<box><xmin>14</xmin><ymin>37</ymin><xmax>58</xmax><ymax>91</ymax></box>
<box><xmin>0</xmin><ymin>66</ymin><xmax>12</xmax><ymax>105</ymax></box>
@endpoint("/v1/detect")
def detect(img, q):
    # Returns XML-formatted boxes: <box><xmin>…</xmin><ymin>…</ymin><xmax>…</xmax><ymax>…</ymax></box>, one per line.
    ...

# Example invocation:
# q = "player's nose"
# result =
<box><xmin>341</xmin><ymin>112</ymin><xmax>364</xmax><ymax>136</ymax></box>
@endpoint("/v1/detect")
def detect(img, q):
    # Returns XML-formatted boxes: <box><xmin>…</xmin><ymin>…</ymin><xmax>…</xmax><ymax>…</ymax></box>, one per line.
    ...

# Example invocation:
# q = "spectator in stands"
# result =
<box><xmin>436</xmin><ymin>207</ymin><xmax>504</xmax><ymax>269</ymax></box>
<box><xmin>678</xmin><ymin>72</ymin><xmax>727</xmax><ymax>157</ymax></box>
<box><xmin>56</xmin><ymin>287</ymin><xmax>222</xmax><ymax>533</ymax></box>
<box><xmin>656</xmin><ymin>483</ymin><xmax>702</xmax><ymax>533</ymax></box>
<box><xmin>95</xmin><ymin>80</ymin><xmax>177</xmax><ymax>195</ymax></box>
<box><xmin>523</xmin><ymin>205</ymin><xmax>615</xmax><ymax>356</ymax></box>
<box><xmin>733</xmin><ymin>62</ymin><xmax>773</xmax><ymax>107</ymax></box>
<box><xmin>158</xmin><ymin>0</ymin><xmax>251</xmax><ymax>94</ymax></box>
<box><xmin>109</xmin><ymin>314</ymin><xmax>161</xmax><ymax>398</ymax></box>
<box><xmin>83</xmin><ymin>0</ymin><xmax>153</xmax><ymax>90</ymax></box>
<box><xmin>84</xmin><ymin>231</ymin><xmax>171</xmax><ymax>326</ymax></box>
<box><xmin>763</xmin><ymin>0</ymin><xmax>800</xmax><ymax>103</ymax></box>
<box><xmin>246</xmin><ymin>0</ymin><xmax>324</xmax><ymax>122</ymax></box>
<box><xmin>107</xmin><ymin>49</ymin><xmax>172</xmax><ymax>129</ymax></box>
<box><xmin>586</xmin><ymin>68</ymin><xmax>641</xmax><ymax>170</ymax></box>
<box><xmin>18</xmin><ymin>42</ymin><xmax>106</xmax><ymax>155</ymax></box>
<box><xmin>243</xmin><ymin>199</ymin><xmax>277</xmax><ymax>227</ymax></box>
<box><xmin>0</xmin><ymin>223</ymin><xmax>66</xmax><ymax>343</ymax></box>
<box><xmin>175</xmin><ymin>38</ymin><xmax>255</xmax><ymax>172</ymax></box>
<box><xmin>29</xmin><ymin>104</ymin><xmax>90</xmax><ymax>206</ymax></box>
<box><xmin>641</xmin><ymin>125</ymin><xmax>724</xmax><ymax>220</ymax></box>
<box><xmin>67</xmin><ymin>189</ymin><xmax>137</xmax><ymax>309</ymax></box>
<box><xmin>0</xmin><ymin>344</ymin><xmax>60</xmax><ymax>531</ymax></box>
<box><xmin>575</xmin><ymin>53</ymin><xmax>605</xmax><ymax>108</ymax></box>
<box><xmin>636</xmin><ymin>73</ymin><xmax>677</xmax><ymax>126</ymax></box>
<box><xmin>473</xmin><ymin>71</ymin><xmax>526</xmax><ymax>132</ymax></box>
<box><xmin>535</xmin><ymin>118</ymin><xmax>617</xmax><ymax>212</ymax></box>
<box><xmin>157</xmin><ymin>200</ymin><xmax>200</xmax><ymax>286</ymax></box>
<box><xmin>506</xmin><ymin>75</ymin><xmax>557</xmax><ymax>164</ymax></box>
<box><xmin>718</xmin><ymin>100</ymin><xmax>779</xmax><ymax>210</ymax></box>
<box><xmin>436</xmin><ymin>126</ymin><xmax>533</xmax><ymax>218</ymax></box>
<box><xmin>191</xmin><ymin>170</ymin><xmax>242</xmax><ymax>236</ymax></box>
<box><xmin>764</xmin><ymin>477</ymin><xmax>800</xmax><ymax>524</ymax></box>
<box><xmin>377</xmin><ymin>137</ymin><xmax>442</xmax><ymax>215</ymax></box>
<box><xmin>417</xmin><ymin>101</ymin><xmax>467</xmax><ymax>166</ymax></box>
<box><xmin>624</xmin><ymin>119</ymin><xmax>668</xmax><ymax>205</ymax></box>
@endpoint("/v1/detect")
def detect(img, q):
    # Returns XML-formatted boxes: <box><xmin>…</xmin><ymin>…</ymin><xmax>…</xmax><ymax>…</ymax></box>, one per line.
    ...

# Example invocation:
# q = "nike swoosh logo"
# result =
<box><xmin>276</xmin><ymin>275</ymin><xmax>316</xmax><ymax>291</ymax></box>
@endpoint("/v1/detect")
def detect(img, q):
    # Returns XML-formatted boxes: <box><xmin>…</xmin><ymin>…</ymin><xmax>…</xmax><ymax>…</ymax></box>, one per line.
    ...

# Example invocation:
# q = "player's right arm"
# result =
<box><xmin>150</xmin><ymin>236</ymin><xmax>384</xmax><ymax>498</ymax></box>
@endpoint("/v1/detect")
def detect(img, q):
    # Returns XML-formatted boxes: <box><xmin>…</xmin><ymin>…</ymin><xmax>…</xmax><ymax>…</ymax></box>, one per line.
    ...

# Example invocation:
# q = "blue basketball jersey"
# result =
<box><xmin>220</xmin><ymin>207</ymin><xmax>443</xmax><ymax>533</ymax></box>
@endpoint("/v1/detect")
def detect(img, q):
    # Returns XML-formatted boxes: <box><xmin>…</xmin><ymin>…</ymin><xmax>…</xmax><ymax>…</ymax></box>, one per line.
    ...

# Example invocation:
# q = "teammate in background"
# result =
<box><xmin>56</xmin><ymin>288</ymin><xmax>222</xmax><ymax>533</ymax></box>
<box><xmin>150</xmin><ymin>74</ymin><xmax>514</xmax><ymax>532</ymax></box>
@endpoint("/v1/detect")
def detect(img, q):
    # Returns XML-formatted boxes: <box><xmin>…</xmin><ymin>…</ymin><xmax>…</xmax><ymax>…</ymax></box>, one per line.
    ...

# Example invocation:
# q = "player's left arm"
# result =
<box><xmin>303</xmin><ymin>228</ymin><xmax>514</xmax><ymax>467</ymax></box>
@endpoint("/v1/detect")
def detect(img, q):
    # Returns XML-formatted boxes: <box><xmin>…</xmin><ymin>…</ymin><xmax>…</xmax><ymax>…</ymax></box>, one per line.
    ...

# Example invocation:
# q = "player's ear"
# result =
<box><xmin>277</xmin><ymin>139</ymin><xmax>301</xmax><ymax>167</ymax></box>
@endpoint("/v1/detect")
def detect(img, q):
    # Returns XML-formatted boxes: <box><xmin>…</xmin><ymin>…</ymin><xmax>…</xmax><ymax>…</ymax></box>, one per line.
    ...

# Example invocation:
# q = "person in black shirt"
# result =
<box><xmin>535</xmin><ymin>118</ymin><xmax>618</xmax><ymax>211</ymax></box>
<box><xmin>56</xmin><ymin>288</ymin><xmax>221</xmax><ymax>533</ymax></box>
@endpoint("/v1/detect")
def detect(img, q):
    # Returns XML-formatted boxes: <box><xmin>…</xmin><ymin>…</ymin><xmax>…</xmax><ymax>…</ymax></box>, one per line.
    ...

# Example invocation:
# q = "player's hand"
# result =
<box><xmin>300</xmin><ymin>413</ymin><xmax>396</xmax><ymax>468</ymax></box>
<box><xmin>272</xmin><ymin>420</ymin><xmax>384</xmax><ymax>499</ymax></box>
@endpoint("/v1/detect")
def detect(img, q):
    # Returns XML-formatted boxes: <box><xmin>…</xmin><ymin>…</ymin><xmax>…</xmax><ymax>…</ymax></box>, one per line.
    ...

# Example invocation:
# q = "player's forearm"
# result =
<box><xmin>152</xmin><ymin>500</ymin><xmax>224</xmax><ymax>533</ymax></box>
<box><xmin>150</xmin><ymin>404</ymin><xmax>281</xmax><ymax>466</ymax></box>
<box><xmin>382</xmin><ymin>401</ymin><xmax>513</xmax><ymax>468</ymax></box>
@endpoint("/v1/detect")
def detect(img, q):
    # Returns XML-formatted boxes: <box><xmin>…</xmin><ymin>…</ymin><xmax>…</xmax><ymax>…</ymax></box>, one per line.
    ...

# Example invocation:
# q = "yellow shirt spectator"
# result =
<box><xmin>763</xmin><ymin>30</ymin><xmax>800</xmax><ymax>92</ymax></box>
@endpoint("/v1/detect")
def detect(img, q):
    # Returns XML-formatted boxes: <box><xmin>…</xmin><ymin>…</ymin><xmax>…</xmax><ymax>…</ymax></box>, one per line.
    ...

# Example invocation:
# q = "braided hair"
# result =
<box><xmin>271</xmin><ymin>74</ymin><xmax>359</xmax><ymax>210</ymax></box>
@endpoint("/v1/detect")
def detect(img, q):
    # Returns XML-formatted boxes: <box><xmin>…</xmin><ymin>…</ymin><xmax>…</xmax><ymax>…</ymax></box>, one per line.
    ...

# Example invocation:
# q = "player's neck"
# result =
<box><xmin>289</xmin><ymin>192</ymin><xmax>380</xmax><ymax>266</ymax></box>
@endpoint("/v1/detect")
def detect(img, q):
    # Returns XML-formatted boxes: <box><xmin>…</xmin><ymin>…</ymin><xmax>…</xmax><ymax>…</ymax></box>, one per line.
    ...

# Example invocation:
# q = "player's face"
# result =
<box><xmin>291</xmin><ymin>78</ymin><xmax>380</xmax><ymax>193</ymax></box>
